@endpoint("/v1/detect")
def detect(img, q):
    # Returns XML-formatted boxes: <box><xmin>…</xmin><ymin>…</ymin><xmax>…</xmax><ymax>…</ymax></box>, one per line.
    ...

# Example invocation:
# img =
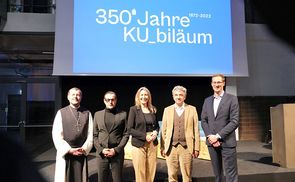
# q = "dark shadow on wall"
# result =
<box><xmin>248</xmin><ymin>0</ymin><xmax>295</xmax><ymax>47</ymax></box>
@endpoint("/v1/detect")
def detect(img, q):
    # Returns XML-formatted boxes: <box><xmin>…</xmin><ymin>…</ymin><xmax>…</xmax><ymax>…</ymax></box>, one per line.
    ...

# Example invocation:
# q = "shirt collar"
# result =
<box><xmin>214</xmin><ymin>91</ymin><xmax>224</xmax><ymax>99</ymax></box>
<box><xmin>174</xmin><ymin>103</ymin><xmax>185</xmax><ymax>109</ymax></box>
<box><xmin>69</xmin><ymin>105</ymin><xmax>80</xmax><ymax>110</ymax></box>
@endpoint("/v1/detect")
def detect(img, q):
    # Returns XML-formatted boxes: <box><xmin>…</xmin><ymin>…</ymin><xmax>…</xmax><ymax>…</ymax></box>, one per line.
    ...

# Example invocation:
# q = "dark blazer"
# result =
<box><xmin>201</xmin><ymin>92</ymin><xmax>239</xmax><ymax>147</ymax></box>
<box><xmin>127</xmin><ymin>106</ymin><xmax>160</xmax><ymax>148</ymax></box>
<box><xmin>93</xmin><ymin>109</ymin><xmax>129</xmax><ymax>156</ymax></box>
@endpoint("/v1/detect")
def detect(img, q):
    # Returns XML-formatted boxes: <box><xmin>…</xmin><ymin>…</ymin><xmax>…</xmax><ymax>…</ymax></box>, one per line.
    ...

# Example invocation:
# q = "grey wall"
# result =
<box><xmin>3</xmin><ymin>12</ymin><xmax>54</xmax><ymax>32</ymax></box>
<box><xmin>237</xmin><ymin>24</ymin><xmax>295</xmax><ymax>96</ymax></box>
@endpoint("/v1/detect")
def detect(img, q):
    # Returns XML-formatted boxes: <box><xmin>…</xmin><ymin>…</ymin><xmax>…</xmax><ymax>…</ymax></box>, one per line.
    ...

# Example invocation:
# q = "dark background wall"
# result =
<box><xmin>60</xmin><ymin>76</ymin><xmax>295</xmax><ymax>142</ymax></box>
<box><xmin>61</xmin><ymin>76</ymin><xmax>212</xmax><ymax>120</ymax></box>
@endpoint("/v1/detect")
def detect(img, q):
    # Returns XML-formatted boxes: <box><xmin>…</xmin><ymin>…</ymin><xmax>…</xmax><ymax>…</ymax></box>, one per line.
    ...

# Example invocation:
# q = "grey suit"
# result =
<box><xmin>93</xmin><ymin>109</ymin><xmax>129</xmax><ymax>182</ymax></box>
<box><xmin>201</xmin><ymin>92</ymin><xmax>239</xmax><ymax>182</ymax></box>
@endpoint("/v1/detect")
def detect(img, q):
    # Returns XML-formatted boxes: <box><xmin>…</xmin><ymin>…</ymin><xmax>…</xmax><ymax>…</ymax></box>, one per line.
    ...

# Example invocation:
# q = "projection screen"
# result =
<box><xmin>53</xmin><ymin>0</ymin><xmax>248</xmax><ymax>76</ymax></box>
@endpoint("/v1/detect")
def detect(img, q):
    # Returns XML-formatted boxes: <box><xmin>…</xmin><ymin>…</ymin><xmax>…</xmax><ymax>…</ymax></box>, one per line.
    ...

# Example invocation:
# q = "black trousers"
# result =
<box><xmin>96</xmin><ymin>151</ymin><xmax>124</xmax><ymax>182</ymax></box>
<box><xmin>208</xmin><ymin>146</ymin><xmax>238</xmax><ymax>182</ymax></box>
<box><xmin>65</xmin><ymin>154</ymin><xmax>85</xmax><ymax>182</ymax></box>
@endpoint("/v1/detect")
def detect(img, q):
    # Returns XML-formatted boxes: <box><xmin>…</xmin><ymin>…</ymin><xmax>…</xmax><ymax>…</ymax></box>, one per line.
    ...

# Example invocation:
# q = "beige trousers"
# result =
<box><xmin>165</xmin><ymin>145</ymin><xmax>193</xmax><ymax>182</ymax></box>
<box><xmin>131</xmin><ymin>141</ymin><xmax>157</xmax><ymax>182</ymax></box>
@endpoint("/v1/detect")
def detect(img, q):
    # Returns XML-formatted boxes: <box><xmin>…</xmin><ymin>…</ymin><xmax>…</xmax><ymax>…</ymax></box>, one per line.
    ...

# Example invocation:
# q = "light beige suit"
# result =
<box><xmin>161</xmin><ymin>103</ymin><xmax>200</xmax><ymax>154</ymax></box>
<box><xmin>161</xmin><ymin>103</ymin><xmax>200</xmax><ymax>182</ymax></box>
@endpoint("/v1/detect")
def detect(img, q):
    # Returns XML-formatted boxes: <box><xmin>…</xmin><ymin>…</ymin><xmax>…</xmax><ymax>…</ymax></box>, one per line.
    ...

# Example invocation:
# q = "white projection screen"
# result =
<box><xmin>53</xmin><ymin>0</ymin><xmax>248</xmax><ymax>76</ymax></box>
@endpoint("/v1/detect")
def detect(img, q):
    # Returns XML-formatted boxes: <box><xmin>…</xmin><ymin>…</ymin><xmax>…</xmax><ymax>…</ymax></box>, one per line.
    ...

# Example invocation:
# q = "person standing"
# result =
<box><xmin>52</xmin><ymin>87</ymin><xmax>93</xmax><ymax>182</ymax></box>
<box><xmin>201</xmin><ymin>74</ymin><xmax>239</xmax><ymax>182</ymax></box>
<box><xmin>93</xmin><ymin>91</ymin><xmax>129</xmax><ymax>182</ymax></box>
<box><xmin>127</xmin><ymin>87</ymin><xmax>159</xmax><ymax>182</ymax></box>
<box><xmin>161</xmin><ymin>85</ymin><xmax>200</xmax><ymax>182</ymax></box>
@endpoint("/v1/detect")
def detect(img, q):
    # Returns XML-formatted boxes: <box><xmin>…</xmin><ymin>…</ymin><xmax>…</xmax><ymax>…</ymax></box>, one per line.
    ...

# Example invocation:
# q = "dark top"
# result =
<box><xmin>93</xmin><ymin>108</ymin><xmax>129</xmax><ymax>155</ymax></box>
<box><xmin>144</xmin><ymin>113</ymin><xmax>154</xmax><ymax>132</ymax></box>
<box><xmin>105</xmin><ymin>108</ymin><xmax>116</xmax><ymax>131</ymax></box>
<box><xmin>127</xmin><ymin>106</ymin><xmax>159</xmax><ymax>148</ymax></box>
<box><xmin>60</xmin><ymin>106</ymin><xmax>90</xmax><ymax>148</ymax></box>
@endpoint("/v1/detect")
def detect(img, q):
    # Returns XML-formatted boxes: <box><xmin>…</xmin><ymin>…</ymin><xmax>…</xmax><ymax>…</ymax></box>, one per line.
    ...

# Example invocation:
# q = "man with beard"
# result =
<box><xmin>52</xmin><ymin>87</ymin><xmax>93</xmax><ymax>182</ymax></box>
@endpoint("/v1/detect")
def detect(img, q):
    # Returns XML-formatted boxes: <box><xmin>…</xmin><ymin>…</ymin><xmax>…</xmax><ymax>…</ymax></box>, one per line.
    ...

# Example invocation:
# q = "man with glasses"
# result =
<box><xmin>201</xmin><ymin>74</ymin><xmax>239</xmax><ymax>182</ymax></box>
<box><xmin>93</xmin><ymin>91</ymin><xmax>129</xmax><ymax>182</ymax></box>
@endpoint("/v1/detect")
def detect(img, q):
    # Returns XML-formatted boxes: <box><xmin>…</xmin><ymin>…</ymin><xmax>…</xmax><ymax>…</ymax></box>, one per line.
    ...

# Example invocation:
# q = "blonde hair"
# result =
<box><xmin>135</xmin><ymin>87</ymin><xmax>156</xmax><ymax>113</ymax></box>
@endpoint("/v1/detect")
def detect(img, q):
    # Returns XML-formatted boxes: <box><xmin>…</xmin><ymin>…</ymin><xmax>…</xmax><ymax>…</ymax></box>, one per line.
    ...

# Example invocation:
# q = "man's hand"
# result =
<box><xmin>102</xmin><ymin>148</ymin><xmax>116</xmax><ymax>157</ymax></box>
<box><xmin>160</xmin><ymin>149</ymin><xmax>166</xmax><ymax>157</ymax></box>
<box><xmin>212</xmin><ymin>141</ymin><xmax>222</xmax><ymax>148</ymax></box>
<box><xmin>106</xmin><ymin>148</ymin><xmax>116</xmax><ymax>157</ymax></box>
<box><xmin>102</xmin><ymin>148</ymin><xmax>110</xmax><ymax>157</ymax></box>
<box><xmin>192</xmin><ymin>150</ymin><xmax>199</xmax><ymax>158</ymax></box>
<box><xmin>207</xmin><ymin>134</ymin><xmax>218</xmax><ymax>144</ymax></box>
<box><xmin>77</xmin><ymin>148</ymin><xmax>86</xmax><ymax>155</ymax></box>
<box><xmin>69</xmin><ymin>148</ymin><xmax>84</xmax><ymax>156</ymax></box>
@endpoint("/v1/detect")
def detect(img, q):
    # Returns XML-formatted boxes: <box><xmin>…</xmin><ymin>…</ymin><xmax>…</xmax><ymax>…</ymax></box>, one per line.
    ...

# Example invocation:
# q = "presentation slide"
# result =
<box><xmin>53</xmin><ymin>0</ymin><xmax>248</xmax><ymax>76</ymax></box>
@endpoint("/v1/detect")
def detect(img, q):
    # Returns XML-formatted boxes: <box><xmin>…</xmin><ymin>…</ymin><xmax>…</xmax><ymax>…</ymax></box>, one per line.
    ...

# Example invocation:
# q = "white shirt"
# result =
<box><xmin>213</xmin><ymin>91</ymin><xmax>224</xmax><ymax>139</ymax></box>
<box><xmin>213</xmin><ymin>91</ymin><xmax>224</xmax><ymax>117</ymax></box>
<box><xmin>174</xmin><ymin>103</ymin><xmax>185</xmax><ymax>116</ymax></box>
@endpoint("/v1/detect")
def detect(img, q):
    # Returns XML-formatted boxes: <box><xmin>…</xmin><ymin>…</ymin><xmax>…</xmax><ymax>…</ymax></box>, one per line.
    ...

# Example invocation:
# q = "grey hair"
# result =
<box><xmin>172</xmin><ymin>85</ymin><xmax>187</xmax><ymax>96</ymax></box>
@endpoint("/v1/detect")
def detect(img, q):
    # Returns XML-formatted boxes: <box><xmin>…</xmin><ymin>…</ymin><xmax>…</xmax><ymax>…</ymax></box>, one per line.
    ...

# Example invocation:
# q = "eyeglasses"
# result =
<box><xmin>104</xmin><ymin>98</ymin><xmax>116</xmax><ymax>102</ymax></box>
<box><xmin>212</xmin><ymin>81</ymin><xmax>224</xmax><ymax>85</ymax></box>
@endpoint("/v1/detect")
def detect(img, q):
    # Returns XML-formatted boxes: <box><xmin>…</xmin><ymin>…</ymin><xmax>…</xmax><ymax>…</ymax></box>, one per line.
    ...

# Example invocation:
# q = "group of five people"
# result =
<box><xmin>52</xmin><ymin>74</ymin><xmax>239</xmax><ymax>182</ymax></box>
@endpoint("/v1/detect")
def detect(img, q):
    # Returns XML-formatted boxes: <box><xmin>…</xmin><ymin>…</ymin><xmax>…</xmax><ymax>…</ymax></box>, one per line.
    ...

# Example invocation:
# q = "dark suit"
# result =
<box><xmin>201</xmin><ymin>92</ymin><xmax>239</xmax><ymax>182</ymax></box>
<box><xmin>93</xmin><ymin>109</ymin><xmax>129</xmax><ymax>182</ymax></box>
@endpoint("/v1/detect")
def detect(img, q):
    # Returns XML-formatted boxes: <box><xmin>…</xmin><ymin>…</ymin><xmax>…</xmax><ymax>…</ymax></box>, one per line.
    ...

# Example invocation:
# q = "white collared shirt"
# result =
<box><xmin>174</xmin><ymin>103</ymin><xmax>185</xmax><ymax>117</ymax></box>
<box><xmin>213</xmin><ymin>91</ymin><xmax>224</xmax><ymax>117</ymax></box>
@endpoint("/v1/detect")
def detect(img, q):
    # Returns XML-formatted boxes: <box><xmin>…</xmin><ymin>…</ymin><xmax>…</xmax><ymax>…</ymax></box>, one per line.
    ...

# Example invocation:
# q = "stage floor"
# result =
<box><xmin>35</xmin><ymin>141</ymin><xmax>295</xmax><ymax>182</ymax></box>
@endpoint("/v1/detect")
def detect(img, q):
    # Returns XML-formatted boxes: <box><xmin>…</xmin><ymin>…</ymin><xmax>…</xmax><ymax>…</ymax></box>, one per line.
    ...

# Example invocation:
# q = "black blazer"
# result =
<box><xmin>127</xmin><ymin>106</ymin><xmax>159</xmax><ymax>148</ymax></box>
<box><xmin>201</xmin><ymin>92</ymin><xmax>239</xmax><ymax>147</ymax></box>
<box><xmin>93</xmin><ymin>109</ymin><xmax>129</xmax><ymax>156</ymax></box>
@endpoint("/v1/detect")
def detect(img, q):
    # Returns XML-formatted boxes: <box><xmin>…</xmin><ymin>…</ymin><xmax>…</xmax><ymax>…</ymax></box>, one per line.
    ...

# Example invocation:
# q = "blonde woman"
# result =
<box><xmin>127</xmin><ymin>87</ymin><xmax>159</xmax><ymax>182</ymax></box>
